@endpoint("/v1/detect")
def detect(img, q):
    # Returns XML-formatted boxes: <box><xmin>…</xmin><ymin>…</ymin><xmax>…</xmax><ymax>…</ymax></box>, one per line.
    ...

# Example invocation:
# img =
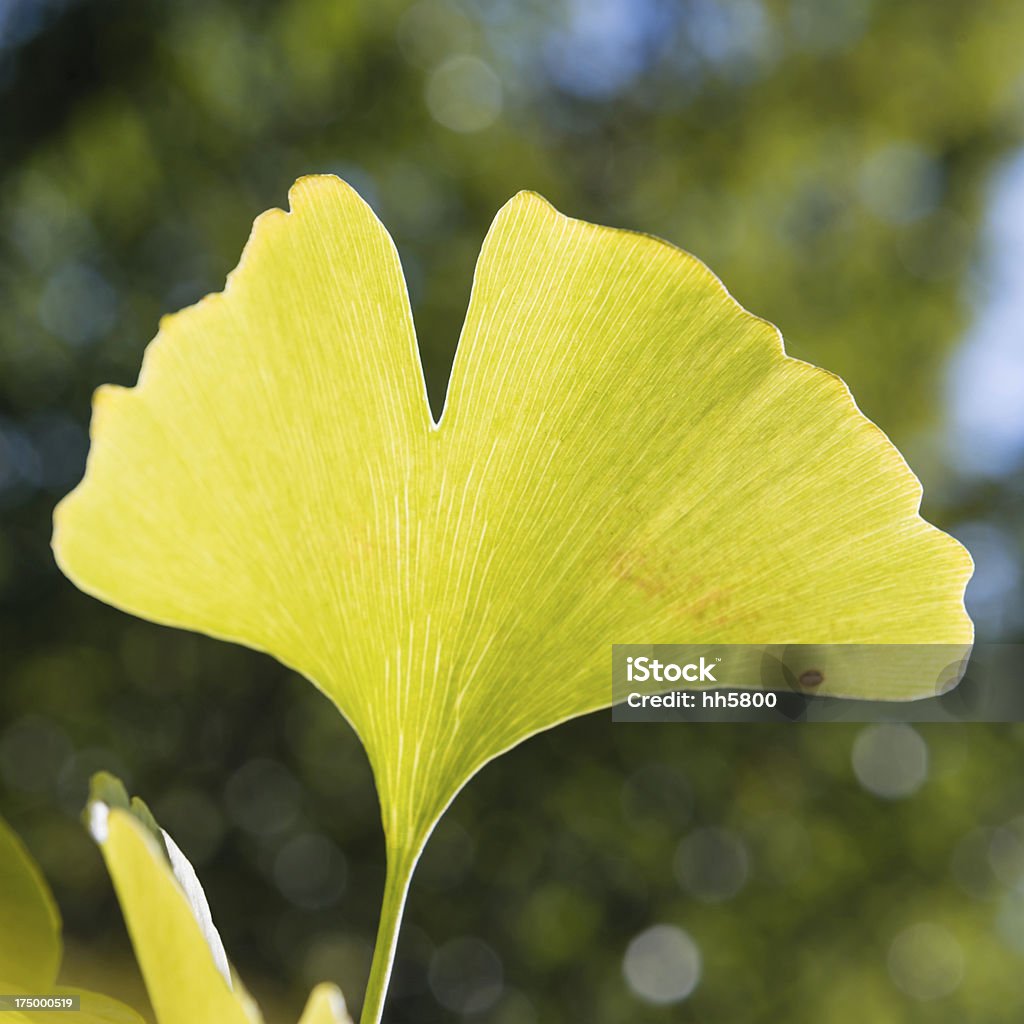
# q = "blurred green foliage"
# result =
<box><xmin>1</xmin><ymin>1</ymin><xmax>1023</xmax><ymax>1022</ymax></box>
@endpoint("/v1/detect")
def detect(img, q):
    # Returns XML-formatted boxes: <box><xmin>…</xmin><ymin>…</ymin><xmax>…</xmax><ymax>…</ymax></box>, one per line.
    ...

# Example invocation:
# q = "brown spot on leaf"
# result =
<box><xmin>799</xmin><ymin>669</ymin><xmax>824</xmax><ymax>688</ymax></box>
<box><xmin>610</xmin><ymin>551</ymin><xmax>665</xmax><ymax>596</ymax></box>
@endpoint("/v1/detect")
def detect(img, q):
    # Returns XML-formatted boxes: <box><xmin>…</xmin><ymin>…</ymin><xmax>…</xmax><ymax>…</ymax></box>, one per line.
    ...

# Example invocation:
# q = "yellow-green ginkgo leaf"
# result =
<box><xmin>84</xmin><ymin>776</ymin><xmax>352</xmax><ymax>1024</ymax></box>
<box><xmin>0</xmin><ymin>812</ymin><xmax>146</xmax><ymax>1024</ymax></box>
<box><xmin>0</xmin><ymin>814</ymin><xmax>61</xmax><ymax>992</ymax></box>
<box><xmin>85</xmin><ymin>783</ymin><xmax>259</xmax><ymax>1024</ymax></box>
<box><xmin>297</xmin><ymin>984</ymin><xmax>353</xmax><ymax>1024</ymax></box>
<box><xmin>54</xmin><ymin>176</ymin><xmax>972</xmax><ymax>1020</ymax></box>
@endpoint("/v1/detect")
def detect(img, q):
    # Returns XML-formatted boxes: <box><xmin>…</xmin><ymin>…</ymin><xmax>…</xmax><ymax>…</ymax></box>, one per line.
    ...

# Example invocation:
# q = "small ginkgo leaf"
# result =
<box><xmin>0</xmin><ymin>814</ymin><xmax>61</xmax><ymax>991</ymax></box>
<box><xmin>86</xmin><ymin>796</ymin><xmax>259</xmax><ymax>1024</ymax></box>
<box><xmin>54</xmin><ymin>177</ymin><xmax>972</xmax><ymax>1020</ymax></box>
<box><xmin>86</xmin><ymin>773</ymin><xmax>232</xmax><ymax>991</ymax></box>
<box><xmin>0</xmin><ymin>812</ymin><xmax>146</xmax><ymax>1024</ymax></box>
<box><xmin>85</xmin><ymin>777</ymin><xmax>350</xmax><ymax>1024</ymax></box>
<box><xmin>297</xmin><ymin>984</ymin><xmax>353</xmax><ymax>1024</ymax></box>
<box><xmin>89</xmin><ymin>771</ymin><xmax>166</xmax><ymax>850</ymax></box>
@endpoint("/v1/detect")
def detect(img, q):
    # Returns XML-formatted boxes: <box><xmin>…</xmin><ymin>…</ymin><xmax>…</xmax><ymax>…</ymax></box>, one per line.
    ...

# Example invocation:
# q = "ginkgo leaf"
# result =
<box><xmin>0</xmin><ymin>812</ymin><xmax>146</xmax><ymax>1024</ymax></box>
<box><xmin>0</xmin><ymin>814</ymin><xmax>61</xmax><ymax>991</ymax></box>
<box><xmin>297</xmin><ymin>985</ymin><xmax>353</xmax><ymax>1024</ymax></box>
<box><xmin>86</xmin><ymin>791</ymin><xmax>260</xmax><ymax>1024</ymax></box>
<box><xmin>84</xmin><ymin>777</ymin><xmax>351</xmax><ymax>1024</ymax></box>
<box><xmin>85</xmin><ymin>772</ymin><xmax>233</xmax><ymax>988</ymax></box>
<box><xmin>89</xmin><ymin>771</ymin><xmax>166</xmax><ymax>848</ymax></box>
<box><xmin>53</xmin><ymin>175</ymin><xmax>973</xmax><ymax>1021</ymax></box>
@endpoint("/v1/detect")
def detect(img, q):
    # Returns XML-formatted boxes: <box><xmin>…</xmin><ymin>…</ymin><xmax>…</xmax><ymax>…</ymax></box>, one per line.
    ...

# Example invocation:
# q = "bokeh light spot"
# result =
<box><xmin>887</xmin><ymin>922</ymin><xmax>964</xmax><ymax>1000</ymax></box>
<box><xmin>273</xmin><ymin>832</ymin><xmax>347</xmax><ymax>909</ymax></box>
<box><xmin>851</xmin><ymin>724</ymin><xmax>928</xmax><ymax>799</ymax></box>
<box><xmin>426</xmin><ymin>55</ymin><xmax>503</xmax><ymax>132</ymax></box>
<box><xmin>623</xmin><ymin>924</ymin><xmax>701</xmax><ymax>1005</ymax></box>
<box><xmin>674</xmin><ymin>826</ymin><xmax>750</xmax><ymax>902</ymax></box>
<box><xmin>428</xmin><ymin>936</ymin><xmax>503</xmax><ymax>1013</ymax></box>
<box><xmin>859</xmin><ymin>142</ymin><xmax>943</xmax><ymax>224</ymax></box>
<box><xmin>38</xmin><ymin>262</ymin><xmax>118</xmax><ymax>346</ymax></box>
<box><xmin>224</xmin><ymin>758</ymin><xmax>300</xmax><ymax>836</ymax></box>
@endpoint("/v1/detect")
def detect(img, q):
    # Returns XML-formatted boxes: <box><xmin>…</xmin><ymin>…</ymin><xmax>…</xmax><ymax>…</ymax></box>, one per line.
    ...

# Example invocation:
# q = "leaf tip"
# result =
<box><xmin>287</xmin><ymin>172</ymin><xmax>373</xmax><ymax>216</ymax></box>
<box><xmin>87</xmin><ymin>800</ymin><xmax>110</xmax><ymax>843</ymax></box>
<box><xmin>498</xmin><ymin>188</ymin><xmax>560</xmax><ymax>223</ymax></box>
<box><xmin>88</xmin><ymin>770</ymin><xmax>130</xmax><ymax>812</ymax></box>
<box><xmin>300</xmin><ymin>983</ymin><xmax>353</xmax><ymax>1024</ymax></box>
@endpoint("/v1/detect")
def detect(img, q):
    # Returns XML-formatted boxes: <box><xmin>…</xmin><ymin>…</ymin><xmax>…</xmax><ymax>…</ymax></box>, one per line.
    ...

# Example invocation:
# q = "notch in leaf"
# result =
<box><xmin>52</xmin><ymin>176</ymin><xmax>972</xmax><ymax>1020</ymax></box>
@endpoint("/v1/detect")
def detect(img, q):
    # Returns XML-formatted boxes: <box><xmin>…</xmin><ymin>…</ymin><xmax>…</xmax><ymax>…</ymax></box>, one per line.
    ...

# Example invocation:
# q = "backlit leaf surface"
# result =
<box><xmin>54</xmin><ymin>176</ymin><xmax>971</xmax><ymax>844</ymax></box>
<box><xmin>85</xmin><ymin>780</ymin><xmax>352</xmax><ymax>1024</ymax></box>
<box><xmin>86</xmin><ymin>800</ymin><xmax>258</xmax><ymax>1024</ymax></box>
<box><xmin>54</xmin><ymin>176</ymin><xmax>972</xmax><ymax>1020</ymax></box>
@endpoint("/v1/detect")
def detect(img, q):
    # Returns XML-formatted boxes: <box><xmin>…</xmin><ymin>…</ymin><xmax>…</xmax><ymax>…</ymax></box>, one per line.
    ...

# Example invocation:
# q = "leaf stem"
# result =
<box><xmin>359</xmin><ymin>845</ymin><xmax>417</xmax><ymax>1024</ymax></box>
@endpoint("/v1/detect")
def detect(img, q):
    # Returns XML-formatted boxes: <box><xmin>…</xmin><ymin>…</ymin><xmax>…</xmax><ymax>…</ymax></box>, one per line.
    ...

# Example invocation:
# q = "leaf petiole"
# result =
<box><xmin>359</xmin><ymin>844</ymin><xmax>419</xmax><ymax>1024</ymax></box>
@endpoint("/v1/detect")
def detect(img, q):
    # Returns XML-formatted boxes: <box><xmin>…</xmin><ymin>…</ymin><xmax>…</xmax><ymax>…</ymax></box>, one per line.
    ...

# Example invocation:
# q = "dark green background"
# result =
<box><xmin>1</xmin><ymin>2</ymin><xmax>1023</xmax><ymax>1021</ymax></box>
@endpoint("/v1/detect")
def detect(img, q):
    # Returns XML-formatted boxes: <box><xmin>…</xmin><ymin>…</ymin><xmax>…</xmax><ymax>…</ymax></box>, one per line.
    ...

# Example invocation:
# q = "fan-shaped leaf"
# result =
<box><xmin>54</xmin><ymin>176</ymin><xmax>972</xmax><ymax>1021</ymax></box>
<box><xmin>54</xmin><ymin>176</ymin><xmax>972</xmax><ymax>846</ymax></box>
